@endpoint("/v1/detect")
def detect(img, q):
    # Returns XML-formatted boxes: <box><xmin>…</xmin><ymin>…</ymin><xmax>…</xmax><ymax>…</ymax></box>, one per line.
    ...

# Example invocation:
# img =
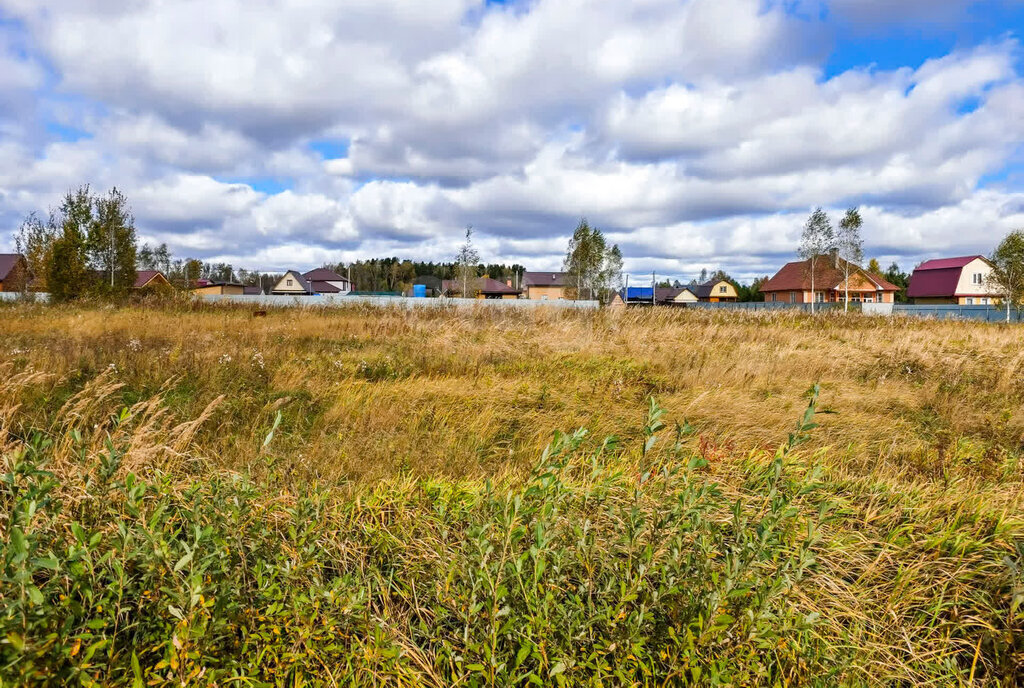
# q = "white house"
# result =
<box><xmin>907</xmin><ymin>256</ymin><xmax>999</xmax><ymax>305</ymax></box>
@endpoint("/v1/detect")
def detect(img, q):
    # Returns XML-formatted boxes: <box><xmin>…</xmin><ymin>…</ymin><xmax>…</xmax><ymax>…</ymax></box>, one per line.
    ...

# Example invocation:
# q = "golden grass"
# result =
<box><xmin>1</xmin><ymin>303</ymin><xmax>1021</xmax><ymax>488</ymax></box>
<box><xmin>1</xmin><ymin>302</ymin><xmax>1022</xmax><ymax>684</ymax></box>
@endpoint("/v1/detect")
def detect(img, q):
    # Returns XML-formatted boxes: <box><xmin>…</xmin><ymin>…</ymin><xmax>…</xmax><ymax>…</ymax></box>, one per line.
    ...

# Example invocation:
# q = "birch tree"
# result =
<box><xmin>988</xmin><ymin>229</ymin><xmax>1024</xmax><ymax>323</ymax></box>
<box><xmin>835</xmin><ymin>207</ymin><xmax>863</xmax><ymax>311</ymax></box>
<box><xmin>454</xmin><ymin>225</ymin><xmax>480</xmax><ymax>297</ymax></box>
<box><xmin>798</xmin><ymin>208</ymin><xmax>835</xmax><ymax>314</ymax></box>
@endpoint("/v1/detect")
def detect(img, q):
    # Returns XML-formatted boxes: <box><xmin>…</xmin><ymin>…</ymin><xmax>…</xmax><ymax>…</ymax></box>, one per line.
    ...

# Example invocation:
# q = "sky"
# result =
<box><xmin>0</xmin><ymin>0</ymin><xmax>1022</xmax><ymax>283</ymax></box>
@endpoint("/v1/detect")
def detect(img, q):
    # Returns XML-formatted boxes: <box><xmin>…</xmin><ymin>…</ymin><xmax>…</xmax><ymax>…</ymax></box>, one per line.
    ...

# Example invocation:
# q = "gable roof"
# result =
<box><xmin>134</xmin><ymin>270</ymin><xmax>168</xmax><ymax>288</ymax></box>
<box><xmin>523</xmin><ymin>271</ymin><xmax>566</xmax><ymax>287</ymax></box>
<box><xmin>906</xmin><ymin>256</ymin><xmax>992</xmax><ymax>298</ymax></box>
<box><xmin>302</xmin><ymin>267</ymin><xmax>349</xmax><ymax>283</ymax></box>
<box><xmin>0</xmin><ymin>254</ymin><xmax>26</xmax><ymax>282</ymax></box>
<box><xmin>915</xmin><ymin>255</ymin><xmax>987</xmax><ymax>271</ymax></box>
<box><xmin>274</xmin><ymin>270</ymin><xmax>313</xmax><ymax>293</ymax></box>
<box><xmin>760</xmin><ymin>258</ymin><xmax>898</xmax><ymax>293</ymax></box>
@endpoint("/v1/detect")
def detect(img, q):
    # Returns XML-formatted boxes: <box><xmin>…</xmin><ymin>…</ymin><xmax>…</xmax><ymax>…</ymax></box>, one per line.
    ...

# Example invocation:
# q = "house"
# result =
<box><xmin>0</xmin><ymin>254</ymin><xmax>31</xmax><ymax>292</ymax></box>
<box><xmin>243</xmin><ymin>285</ymin><xmax>263</xmax><ymax>295</ymax></box>
<box><xmin>442</xmin><ymin>277</ymin><xmax>522</xmax><ymax>299</ymax></box>
<box><xmin>192</xmin><ymin>279</ymin><xmax>246</xmax><ymax>295</ymax></box>
<box><xmin>657</xmin><ymin>286</ymin><xmax>699</xmax><ymax>306</ymax></box>
<box><xmin>760</xmin><ymin>257</ymin><xmax>899</xmax><ymax>304</ymax></box>
<box><xmin>301</xmin><ymin>268</ymin><xmax>351</xmax><ymax>295</ymax></box>
<box><xmin>523</xmin><ymin>271</ymin><xmax>567</xmax><ymax>300</ymax></box>
<box><xmin>270</xmin><ymin>270</ymin><xmax>314</xmax><ymax>295</ymax></box>
<box><xmin>134</xmin><ymin>270</ymin><xmax>172</xmax><ymax>291</ymax></box>
<box><xmin>906</xmin><ymin>256</ymin><xmax>999</xmax><ymax>305</ymax></box>
<box><xmin>691</xmin><ymin>279</ymin><xmax>739</xmax><ymax>303</ymax></box>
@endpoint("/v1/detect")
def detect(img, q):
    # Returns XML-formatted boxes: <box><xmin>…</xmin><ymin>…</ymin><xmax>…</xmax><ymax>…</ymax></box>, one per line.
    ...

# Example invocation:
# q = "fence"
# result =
<box><xmin>684</xmin><ymin>301</ymin><xmax>845</xmax><ymax>313</ymax></box>
<box><xmin>665</xmin><ymin>300</ymin><xmax>1021</xmax><ymax>322</ymax></box>
<box><xmin>199</xmin><ymin>294</ymin><xmax>601</xmax><ymax>310</ymax></box>
<box><xmin>0</xmin><ymin>292</ymin><xmax>50</xmax><ymax>303</ymax></box>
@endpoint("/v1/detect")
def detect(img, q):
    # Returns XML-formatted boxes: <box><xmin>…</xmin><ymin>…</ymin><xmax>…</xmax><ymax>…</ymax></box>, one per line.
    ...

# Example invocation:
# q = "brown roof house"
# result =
<box><xmin>0</xmin><ymin>254</ymin><xmax>31</xmax><ymax>292</ymax></box>
<box><xmin>760</xmin><ymin>257</ymin><xmax>899</xmax><ymax>304</ymax></box>
<box><xmin>906</xmin><ymin>256</ymin><xmax>999</xmax><ymax>305</ymax></box>
<box><xmin>692</xmin><ymin>279</ymin><xmax>739</xmax><ymax>302</ymax></box>
<box><xmin>655</xmin><ymin>286</ymin><xmax>699</xmax><ymax>306</ymax></box>
<box><xmin>301</xmin><ymin>268</ymin><xmax>351</xmax><ymax>294</ymax></box>
<box><xmin>442</xmin><ymin>277</ymin><xmax>522</xmax><ymax>299</ymax></box>
<box><xmin>192</xmin><ymin>279</ymin><xmax>247</xmax><ymax>296</ymax></box>
<box><xmin>270</xmin><ymin>270</ymin><xmax>314</xmax><ymax>295</ymax></box>
<box><xmin>523</xmin><ymin>271</ymin><xmax>567</xmax><ymax>300</ymax></box>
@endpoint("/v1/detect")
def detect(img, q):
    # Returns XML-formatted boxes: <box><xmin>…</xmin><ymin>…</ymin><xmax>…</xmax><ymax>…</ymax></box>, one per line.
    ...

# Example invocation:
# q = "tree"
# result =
<box><xmin>798</xmin><ymin>207</ymin><xmax>835</xmax><ymax>314</ymax></box>
<box><xmin>454</xmin><ymin>226</ymin><xmax>480</xmax><ymax>297</ymax></box>
<box><xmin>883</xmin><ymin>262</ymin><xmax>909</xmax><ymax>303</ymax></box>
<box><xmin>47</xmin><ymin>187</ymin><xmax>93</xmax><ymax>302</ymax></box>
<box><xmin>835</xmin><ymin>207</ymin><xmax>863</xmax><ymax>311</ymax></box>
<box><xmin>563</xmin><ymin>218</ymin><xmax>619</xmax><ymax>301</ymax></box>
<box><xmin>13</xmin><ymin>212</ymin><xmax>56</xmax><ymax>293</ymax></box>
<box><xmin>87</xmin><ymin>187</ymin><xmax>137</xmax><ymax>295</ymax></box>
<box><xmin>988</xmin><ymin>229</ymin><xmax>1024</xmax><ymax>323</ymax></box>
<box><xmin>598</xmin><ymin>243</ymin><xmax>623</xmax><ymax>303</ymax></box>
<box><xmin>867</xmin><ymin>258</ymin><xmax>881</xmax><ymax>274</ymax></box>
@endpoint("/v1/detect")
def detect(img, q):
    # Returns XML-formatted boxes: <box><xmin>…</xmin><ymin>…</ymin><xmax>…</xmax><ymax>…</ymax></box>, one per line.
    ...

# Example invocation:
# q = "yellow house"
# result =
<box><xmin>658</xmin><ymin>286</ymin><xmax>699</xmax><ymax>305</ymax></box>
<box><xmin>192</xmin><ymin>281</ymin><xmax>246</xmax><ymax>295</ymax></box>
<box><xmin>270</xmin><ymin>270</ymin><xmax>314</xmax><ymax>295</ymax></box>
<box><xmin>693</xmin><ymin>279</ymin><xmax>738</xmax><ymax>302</ymax></box>
<box><xmin>523</xmin><ymin>271</ymin><xmax>567</xmax><ymax>300</ymax></box>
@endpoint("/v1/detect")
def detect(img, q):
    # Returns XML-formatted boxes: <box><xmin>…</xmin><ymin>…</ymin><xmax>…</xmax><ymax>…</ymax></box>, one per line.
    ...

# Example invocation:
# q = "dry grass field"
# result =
<box><xmin>1</xmin><ymin>302</ymin><xmax>1022</xmax><ymax>686</ymax></box>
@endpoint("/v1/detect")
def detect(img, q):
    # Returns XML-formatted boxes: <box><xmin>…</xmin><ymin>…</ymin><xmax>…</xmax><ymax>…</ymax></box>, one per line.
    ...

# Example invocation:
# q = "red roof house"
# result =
<box><xmin>906</xmin><ymin>255</ymin><xmax>998</xmax><ymax>305</ymax></box>
<box><xmin>760</xmin><ymin>257</ymin><xmax>899</xmax><ymax>304</ymax></box>
<box><xmin>0</xmin><ymin>254</ymin><xmax>31</xmax><ymax>292</ymax></box>
<box><xmin>134</xmin><ymin>270</ymin><xmax>172</xmax><ymax>290</ymax></box>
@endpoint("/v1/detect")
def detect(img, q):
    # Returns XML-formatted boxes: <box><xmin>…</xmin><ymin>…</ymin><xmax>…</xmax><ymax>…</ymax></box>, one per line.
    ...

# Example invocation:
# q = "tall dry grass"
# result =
<box><xmin>0</xmin><ymin>301</ymin><xmax>1022</xmax><ymax>685</ymax></box>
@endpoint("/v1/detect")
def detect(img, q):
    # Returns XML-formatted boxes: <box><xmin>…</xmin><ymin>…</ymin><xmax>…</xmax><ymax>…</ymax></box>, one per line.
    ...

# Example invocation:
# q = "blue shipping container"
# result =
<box><xmin>413</xmin><ymin>284</ymin><xmax>427</xmax><ymax>298</ymax></box>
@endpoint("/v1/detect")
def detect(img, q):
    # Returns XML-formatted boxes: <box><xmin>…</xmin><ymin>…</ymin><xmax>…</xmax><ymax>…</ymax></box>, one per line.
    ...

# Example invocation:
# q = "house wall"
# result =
<box><xmin>193</xmin><ymin>284</ymin><xmax>245</xmax><ymax>296</ymax></box>
<box><xmin>913</xmin><ymin>296</ymin><xmax>957</xmax><ymax>305</ymax></box>
<box><xmin>527</xmin><ymin>286</ymin><xmax>565</xmax><ymax>300</ymax></box>
<box><xmin>325</xmin><ymin>280</ymin><xmax>350</xmax><ymax>293</ymax></box>
<box><xmin>953</xmin><ymin>258</ymin><xmax>998</xmax><ymax>298</ymax></box>
<box><xmin>272</xmin><ymin>273</ymin><xmax>307</xmax><ymax>293</ymax></box>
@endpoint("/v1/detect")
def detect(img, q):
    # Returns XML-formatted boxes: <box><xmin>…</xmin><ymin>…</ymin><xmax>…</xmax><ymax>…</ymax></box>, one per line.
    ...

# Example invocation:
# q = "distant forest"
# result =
<box><xmin>323</xmin><ymin>258</ymin><xmax>527</xmax><ymax>293</ymax></box>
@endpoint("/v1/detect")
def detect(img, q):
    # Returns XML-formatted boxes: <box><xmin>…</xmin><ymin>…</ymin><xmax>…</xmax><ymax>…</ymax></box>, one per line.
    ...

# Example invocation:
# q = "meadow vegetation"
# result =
<box><xmin>1</xmin><ymin>302</ymin><xmax>1022</xmax><ymax>685</ymax></box>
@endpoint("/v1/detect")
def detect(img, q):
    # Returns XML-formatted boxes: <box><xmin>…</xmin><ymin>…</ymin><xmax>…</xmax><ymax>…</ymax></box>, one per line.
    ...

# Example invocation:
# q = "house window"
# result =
<box><xmin>789</xmin><ymin>291</ymin><xmax>796</xmax><ymax>303</ymax></box>
<box><xmin>864</xmin><ymin>295</ymin><xmax>874</xmax><ymax>303</ymax></box>
<box><xmin>286</xmin><ymin>279</ymin><xmax>293</xmax><ymax>287</ymax></box>
<box><xmin>815</xmin><ymin>292</ymin><xmax>824</xmax><ymax>303</ymax></box>
<box><xmin>972</xmin><ymin>273</ymin><xmax>983</xmax><ymax>285</ymax></box>
<box><xmin>965</xmin><ymin>297</ymin><xmax>974</xmax><ymax>305</ymax></box>
<box><xmin>770</xmin><ymin>293</ymin><xmax>777</xmax><ymax>302</ymax></box>
<box><xmin>719</xmin><ymin>286</ymin><xmax>727</xmax><ymax>294</ymax></box>
<box><xmin>980</xmin><ymin>297</ymin><xmax>989</xmax><ymax>305</ymax></box>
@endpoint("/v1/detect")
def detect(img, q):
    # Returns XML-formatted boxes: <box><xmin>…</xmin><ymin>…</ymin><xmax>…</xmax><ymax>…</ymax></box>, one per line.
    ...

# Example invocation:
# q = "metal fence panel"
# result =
<box><xmin>199</xmin><ymin>294</ymin><xmax>601</xmax><ymax>310</ymax></box>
